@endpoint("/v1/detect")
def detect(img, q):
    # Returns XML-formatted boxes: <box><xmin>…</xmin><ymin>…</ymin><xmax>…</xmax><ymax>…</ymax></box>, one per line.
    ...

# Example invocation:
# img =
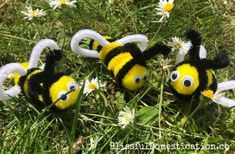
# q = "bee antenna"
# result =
<box><xmin>186</xmin><ymin>29</ymin><xmax>202</xmax><ymax>46</ymax></box>
<box><xmin>44</xmin><ymin>50</ymin><xmax>62</xmax><ymax>73</ymax></box>
<box><xmin>143</xmin><ymin>44</ymin><xmax>171</xmax><ymax>60</ymax></box>
<box><xmin>186</xmin><ymin>29</ymin><xmax>202</xmax><ymax>61</ymax></box>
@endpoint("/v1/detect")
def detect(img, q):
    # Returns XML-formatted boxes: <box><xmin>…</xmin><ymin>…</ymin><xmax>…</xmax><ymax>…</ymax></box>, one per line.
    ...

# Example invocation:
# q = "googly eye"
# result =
<box><xmin>143</xmin><ymin>73</ymin><xmax>149</xmax><ymax>81</ymax></box>
<box><xmin>58</xmin><ymin>90</ymin><xmax>69</xmax><ymax>102</ymax></box>
<box><xmin>170</xmin><ymin>71</ymin><xmax>180</xmax><ymax>82</ymax></box>
<box><xmin>182</xmin><ymin>76</ymin><xmax>194</xmax><ymax>87</ymax></box>
<box><xmin>134</xmin><ymin>76</ymin><xmax>142</xmax><ymax>83</ymax></box>
<box><xmin>67</xmin><ymin>82</ymin><xmax>78</xmax><ymax>91</ymax></box>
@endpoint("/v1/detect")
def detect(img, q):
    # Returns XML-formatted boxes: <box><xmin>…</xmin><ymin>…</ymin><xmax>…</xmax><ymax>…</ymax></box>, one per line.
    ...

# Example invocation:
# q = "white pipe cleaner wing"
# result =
<box><xmin>28</xmin><ymin>39</ymin><xmax>60</xmax><ymax>69</ymax></box>
<box><xmin>212</xmin><ymin>81</ymin><xmax>235</xmax><ymax>108</ymax></box>
<box><xmin>70</xmin><ymin>29</ymin><xmax>149</xmax><ymax>58</ymax></box>
<box><xmin>71</xmin><ymin>29</ymin><xmax>110</xmax><ymax>58</ymax></box>
<box><xmin>115</xmin><ymin>34</ymin><xmax>148</xmax><ymax>51</ymax></box>
<box><xmin>0</xmin><ymin>63</ymin><xmax>27</xmax><ymax>100</ymax></box>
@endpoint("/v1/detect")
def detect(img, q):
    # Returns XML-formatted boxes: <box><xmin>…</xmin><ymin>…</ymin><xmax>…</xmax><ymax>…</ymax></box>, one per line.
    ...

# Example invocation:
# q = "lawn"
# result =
<box><xmin>0</xmin><ymin>0</ymin><xmax>235</xmax><ymax>153</ymax></box>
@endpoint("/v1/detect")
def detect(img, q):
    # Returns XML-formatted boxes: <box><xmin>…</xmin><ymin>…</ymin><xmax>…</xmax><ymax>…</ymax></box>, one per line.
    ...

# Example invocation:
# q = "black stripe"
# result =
<box><xmin>89</xmin><ymin>39</ymin><xmax>106</xmax><ymax>52</ymax></box>
<box><xmin>18</xmin><ymin>68</ymin><xmax>41</xmax><ymax>98</ymax></box>
<box><xmin>104</xmin><ymin>43</ymin><xmax>144</xmax><ymax>66</ymax></box>
<box><xmin>107</xmin><ymin>38</ymin><xmax>115</xmax><ymax>42</ymax></box>
<box><xmin>88</xmin><ymin>39</ymin><xmax>94</xmax><ymax>50</ymax></box>
<box><xmin>19</xmin><ymin>75</ymin><xmax>27</xmax><ymax>97</ymax></box>
<box><xmin>89</xmin><ymin>37</ymin><xmax>115</xmax><ymax>52</ymax></box>
<box><xmin>209</xmin><ymin>74</ymin><xmax>217</xmax><ymax>93</ymax></box>
<box><xmin>97</xmin><ymin>45</ymin><xmax>102</xmax><ymax>52</ymax></box>
<box><xmin>104</xmin><ymin>46</ymin><xmax>124</xmax><ymax>66</ymax></box>
<box><xmin>115</xmin><ymin>59</ymin><xmax>136</xmax><ymax>86</ymax></box>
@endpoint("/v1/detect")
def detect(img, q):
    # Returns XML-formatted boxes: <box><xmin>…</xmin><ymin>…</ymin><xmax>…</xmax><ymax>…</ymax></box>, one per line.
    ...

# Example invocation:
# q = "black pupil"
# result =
<box><xmin>171</xmin><ymin>73</ymin><xmax>177</xmax><ymax>80</ymax></box>
<box><xmin>184</xmin><ymin>80</ymin><xmax>191</xmax><ymax>87</ymax></box>
<box><xmin>143</xmin><ymin>75</ymin><xmax>148</xmax><ymax>80</ymax></box>
<box><xmin>135</xmin><ymin>78</ymin><xmax>140</xmax><ymax>83</ymax></box>
<box><xmin>60</xmin><ymin>94</ymin><xmax>67</xmax><ymax>101</ymax></box>
<box><xmin>70</xmin><ymin>85</ymin><xmax>75</xmax><ymax>91</ymax></box>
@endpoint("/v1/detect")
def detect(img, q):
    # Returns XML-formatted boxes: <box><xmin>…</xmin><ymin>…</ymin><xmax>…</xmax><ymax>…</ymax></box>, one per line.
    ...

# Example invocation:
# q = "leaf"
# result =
<box><xmin>136</xmin><ymin>106</ymin><xmax>159</xmax><ymax>126</ymax></box>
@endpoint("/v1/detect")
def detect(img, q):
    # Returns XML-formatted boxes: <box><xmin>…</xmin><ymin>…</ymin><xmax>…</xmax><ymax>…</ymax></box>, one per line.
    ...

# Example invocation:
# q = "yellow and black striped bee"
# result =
<box><xmin>71</xmin><ymin>29</ymin><xmax>171</xmax><ymax>91</ymax></box>
<box><xmin>90</xmin><ymin>40</ymin><xmax>171</xmax><ymax>91</ymax></box>
<box><xmin>21</xmin><ymin>50</ymin><xmax>79</xmax><ymax>110</ymax></box>
<box><xmin>12</xmin><ymin>50</ymin><xmax>80</xmax><ymax>110</ymax></box>
<box><xmin>169</xmin><ymin>29</ymin><xmax>230</xmax><ymax>101</ymax></box>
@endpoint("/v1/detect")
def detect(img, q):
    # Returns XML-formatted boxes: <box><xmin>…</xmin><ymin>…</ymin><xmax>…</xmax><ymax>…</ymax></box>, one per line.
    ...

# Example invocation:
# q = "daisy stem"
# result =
<box><xmin>148</xmin><ymin>23</ymin><xmax>163</xmax><ymax>46</ymax></box>
<box><xmin>158</xmin><ymin>69</ymin><xmax>164</xmax><ymax>140</ymax></box>
<box><xmin>83</xmin><ymin>113</ymin><xmax>115</xmax><ymax>120</ymax></box>
<box><xmin>183</xmin><ymin>101</ymin><xmax>204</xmax><ymax>126</ymax></box>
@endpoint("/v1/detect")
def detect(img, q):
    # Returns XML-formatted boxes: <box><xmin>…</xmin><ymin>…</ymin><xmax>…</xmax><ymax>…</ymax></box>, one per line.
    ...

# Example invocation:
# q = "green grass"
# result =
<box><xmin>0</xmin><ymin>0</ymin><xmax>235</xmax><ymax>153</ymax></box>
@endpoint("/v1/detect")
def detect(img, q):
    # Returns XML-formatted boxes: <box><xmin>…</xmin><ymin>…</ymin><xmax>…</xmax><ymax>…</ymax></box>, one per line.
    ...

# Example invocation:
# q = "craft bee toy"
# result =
<box><xmin>169</xmin><ymin>29</ymin><xmax>235</xmax><ymax>107</ymax></box>
<box><xmin>0</xmin><ymin>39</ymin><xmax>80</xmax><ymax>110</ymax></box>
<box><xmin>71</xmin><ymin>29</ymin><xmax>171</xmax><ymax>91</ymax></box>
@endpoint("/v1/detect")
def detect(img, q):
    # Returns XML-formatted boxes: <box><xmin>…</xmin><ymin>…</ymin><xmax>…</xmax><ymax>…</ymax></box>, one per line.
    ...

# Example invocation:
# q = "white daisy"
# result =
<box><xmin>83</xmin><ymin>77</ymin><xmax>104</xmax><ymax>96</ymax></box>
<box><xmin>48</xmin><ymin>0</ymin><xmax>77</xmax><ymax>10</ymax></box>
<box><xmin>21</xmin><ymin>6</ymin><xmax>46</xmax><ymax>20</ymax></box>
<box><xmin>168</xmin><ymin>36</ymin><xmax>190</xmax><ymax>55</ymax></box>
<box><xmin>118</xmin><ymin>106</ymin><xmax>135</xmax><ymax>129</ymax></box>
<box><xmin>201</xmin><ymin>85</ymin><xmax>235</xmax><ymax>108</ymax></box>
<box><xmin>155</xmin><ymin>0</ymin><xmax>174</xmax><ymax>22</ymax></box>
<box><xmin>201</xmin><ymin>90</ymin><xmax>227</xmax><ymax>106</ymax></box>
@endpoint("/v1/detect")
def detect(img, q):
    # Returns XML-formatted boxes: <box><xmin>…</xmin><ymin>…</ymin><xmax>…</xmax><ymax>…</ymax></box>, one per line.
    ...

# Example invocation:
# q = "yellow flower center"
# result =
<box><xmin>123</xmin><ymin>115</ymin><xmax>131</xmax><ymax>123</ymax></box>
<box><xmin>174</xmin><ymin>42</ymin><xmax>182</xmax><ymax>49</ymax></box>
<box><xmin>201</xmin><ymin>90</ymin><xmax>214</xmax><ymax>99</ymax></box>
<box><xmin>163</xmin><ymin>3</ymin><xmax>174</xmax><ymax>12</ymax></box>
<box><xmin>88</xmin><ymin>83</ymin><xmax>97</xmax><ymax>90</ymax></box>
<box><xmin>30</xmin><ymin>11</ymin><xmax>37</xmax><ymax>16</ymax></box>
<box><xmin>59</xmin><ymin>0</ymin><xmax>68</xmax><ymax>4</ymax></box>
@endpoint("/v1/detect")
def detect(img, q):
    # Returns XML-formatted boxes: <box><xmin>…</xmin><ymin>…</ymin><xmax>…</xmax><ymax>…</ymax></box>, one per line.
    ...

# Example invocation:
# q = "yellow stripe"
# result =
<box><xmin>13</xmin><ymin>62</ymin><xmax>28</xmax><ymax>85</ymax></box>
<box><xmin>92</xmin><ymin>36</ymin><xmax>113</xmax><ymax>50</ymax></box>
<box><xmin>206</xmin><ymin>69</ymin><xmax>215</xmax><ymax>88</ymax></box>
<box><xmin>103</xmin><ymin>35</ymin><xmax>112</xmax><ymax>40</ymax></box>
<box><xmin>92</xmin><ymin>41</ymin><xmax>100</xmax><ymax>50</ymax></box>
<box><xmin>113</xmin><ymin>54</ymin><xmax>133</xmax><ymax>76</ymax></box>
<box><xmin>99</xmin><ymin>42</ymin><xmax>122</xmax><ymax>62</ymax></box>
<box><xmin>107</xmin><ymin>52</ymin><xmax>131</xmax><ymax>72</ymax></box>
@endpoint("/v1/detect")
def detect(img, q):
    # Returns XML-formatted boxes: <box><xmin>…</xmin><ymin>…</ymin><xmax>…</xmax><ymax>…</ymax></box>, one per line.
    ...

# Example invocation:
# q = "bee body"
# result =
<box><xmin>17</xmin><ymin>50</ymin><xmax>79</xmax><ymax>110</ymax></box>
<box><xmin>0</xmin><ymin>40</ymin><xmax>80</xmax><ymax>110</ymax></box>
<box><xmin>71</xmin><ymin>29</ymin><xmax>171</xmax><ymax>91</ymax></box>
<box><xmin>170</xmin><ymin>30</ymin><xmax>229</xmax><ymax>101</ymax></box>
<box><xmin>90</xmin><ymin>40</ymin><xmax>149</xmax><ymax>91</ymax></box>
<box><xmin>170</xmin><ymin>61</ymin><xmax>217</xmax><ymax>100</ymax></box>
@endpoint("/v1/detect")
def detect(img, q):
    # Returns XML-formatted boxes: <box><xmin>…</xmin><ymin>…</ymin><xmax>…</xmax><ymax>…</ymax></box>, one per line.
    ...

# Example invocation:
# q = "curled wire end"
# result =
<box><xmin>0</xmin><ymin>63</ymin><xmax>27</xmax><ymax>100</ymax></box>
<box><xmin>71</xmin><ymin>29</ymin><xmax>110</xmax><ymax>58</ymax></box>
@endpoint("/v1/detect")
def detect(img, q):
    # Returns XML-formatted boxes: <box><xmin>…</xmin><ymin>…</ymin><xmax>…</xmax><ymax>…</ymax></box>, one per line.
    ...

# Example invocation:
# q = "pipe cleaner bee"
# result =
<box><xmin>0</xmin><ymin>39</ymin><xmax>80</xmax><ymax>110</ymax></box>
<box><xmin>169</xmin><ymin>29</ymin><xmax>232</xmax><ymax>104</ymax></box>
<box><xmin>71</xmin><ymin>29</ymin><xmax>171</xmax><ymax>91</ymax></box>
